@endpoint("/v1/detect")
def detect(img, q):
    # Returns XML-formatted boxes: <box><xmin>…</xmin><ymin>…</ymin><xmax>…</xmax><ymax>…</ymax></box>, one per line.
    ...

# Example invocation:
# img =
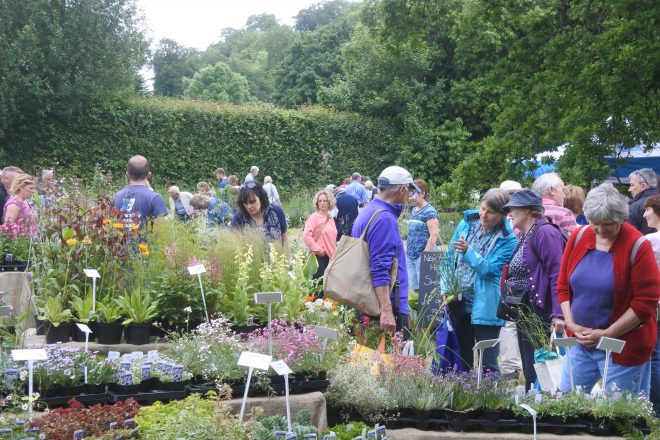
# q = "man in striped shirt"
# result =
<box><xmin>532</xmin><ymin>172</ymin><xmax>577</xmax><ymax>237</ymax></box>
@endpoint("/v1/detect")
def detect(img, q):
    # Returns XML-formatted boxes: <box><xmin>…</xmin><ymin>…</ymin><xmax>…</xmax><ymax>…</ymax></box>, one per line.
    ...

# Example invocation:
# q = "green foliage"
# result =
<box><xmin>6</xmin><ymin>96</ymin><xmax>398</xmax><ymax>191</ymax></box>
<box><xmin>70</xmin><ymin>294</ymin><xmax>94</xmax><ymax>323</ymax></box>
<box><xmin>94</xmin><ymin>299</ymin><xmax>123</xmax><ymax>324</ymax></box>
<box><xmin>36</xmin><ymin>295</ymin><xmax>72</xmax><ymax>326</ymax></box>
<box><xmin>294</xmin><ymin>0</ymin><xmax>360</xmax><ymax>32</ymax></box>
<box><xmin>183</xmin><ymin>62</ymin><xmax>253</xmax><ymax>104</ymax></box>
<box><xmin>115</xmin><ymin>287</ymin><xmax>159</xmax><ymax>325</ymax></box>
<box><xmin>152</xmin><ymin>38</ymin><xmax>203</xmax><ymax>97</ymax></box>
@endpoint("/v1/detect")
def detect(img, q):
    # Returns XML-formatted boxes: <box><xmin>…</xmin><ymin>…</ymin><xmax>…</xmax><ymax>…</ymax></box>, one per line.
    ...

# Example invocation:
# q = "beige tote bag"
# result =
<box><xmin>323</xmin><ymin>210</ymin><xmax>397</xmax><ymax>316</ymax></box>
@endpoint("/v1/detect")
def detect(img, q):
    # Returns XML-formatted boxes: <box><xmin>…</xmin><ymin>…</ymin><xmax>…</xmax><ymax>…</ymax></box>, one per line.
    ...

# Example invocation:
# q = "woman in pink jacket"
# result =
<box><xmin>303</xmin><ymin>189</ymin><xmax>338</xmax><ymax>292</ymax></box>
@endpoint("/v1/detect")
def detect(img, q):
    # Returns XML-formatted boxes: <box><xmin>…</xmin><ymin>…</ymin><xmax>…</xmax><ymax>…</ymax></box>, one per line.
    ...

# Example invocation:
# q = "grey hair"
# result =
<box><xmin>480</xmin><ymin>188</ymin><xmax>511</xmax><ymax>214</ymax></box>
<box><xmin>378</xmin><ymin>183</ymin><xmax>402</xmax><ymax>194</ymax></box>
<box><xmin>583</xmin><ymin>183</ymin><xmax>629</xmax><ymax>224</ymax></box>
<box><xmin>168</xmin><ymin>185</ymin><xmax>180</xmax><ymax>194</ymax></box>
<box><xmin>532</xmin><ymin>172</ymin><xmax>563</xmax><ymax>196</ymax></box>
<box><xmin>264</xmin><ymin>176</ymin><xmax>273</xmax><ymax>184</ymax></box>
<box><xmin>41</xmin><ymin>169</ymin><xmax>54</xmax><ymax>179</ymax></box>
<box><xmin>250</xmin><ymin>166</ymin><xmax>259</xmax><ymax>173</ymax></box>
<box><xmin>1</xmin><ymin>166</ymin><xmax>24</xmax><ymax>178</ymax></box>
<box><xmin>190</xmin><ymin>194</ymin><xmax>210</xmax><ymax>210</ymax></box>
<box><xmin>352</xmin><ymin>172</ymin><xmax>361</xmax><ymax>180</ymax></box>
<box><xmin>629</xmin><ymin>168</ymin><xmax>657</xmax><ymax>189</ymax></box>
<box><xmin>364</xmin><ymin>180</ymin><xmax>374</xmax><ymax>190</ymax></box>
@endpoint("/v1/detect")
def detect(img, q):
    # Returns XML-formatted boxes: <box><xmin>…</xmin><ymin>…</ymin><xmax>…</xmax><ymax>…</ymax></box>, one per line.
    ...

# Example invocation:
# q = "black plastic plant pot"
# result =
<box><xmin>72</xmin><ymin>323</ymin><xmax>96</xmax><ymax>342</ymax></box>
<box><xmin>97</xmin><ymin>322</ymin><xmax>123</xmax><ymax>344</ymax></box>
<box><xmin>125</xmin><ymin>322</ymin><xmax>151</xmax><ymax>345</ymax></box>
<box><xmin>82</xmin><ymin>383</ymin><xmax>107</xmax><ymax>394</ymax></box>
<box><xmin>109</xmin><ymin>382</ymin><xmax>140</xmax><ymax>395</ymax></box>
<box><xmin>44</xmin><ymin>321</ymin><xmax>72</xmax><ymax>344</ymax></box>
<box><xmin>35</xmin><ymin>319</ymin><xmax>45</xmax><ymax>335</ymax></box>
<box><xmin>269</xmin><ymin>374</ymin><xmax>285</xmax><ymax>385</ymax></box>
<box><xmin>483</xmin><ymin>409</ymin><xmax>500</xmax><ymax>422</ymax></box>
<box><xmin>446</xmin><ymin>409</ymin><xmax>470</xmax><ymax>432</ymax></box>
<box><xmin>159</xmin><ymin>381</ymin><xmax>186</xmax><ymax>392</ymax></box>
<box><xmin>59</xmin><ymin>384</ymin><xmax>83</xmax><ymax>396</ymax></box>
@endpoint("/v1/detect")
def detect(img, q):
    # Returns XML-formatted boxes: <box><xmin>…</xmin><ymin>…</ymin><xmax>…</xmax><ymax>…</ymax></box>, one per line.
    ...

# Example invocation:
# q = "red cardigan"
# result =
<box><xmin>557</xmin><ymin>222</ymin><xmax>660</xmax><ymax>366</ymax></box>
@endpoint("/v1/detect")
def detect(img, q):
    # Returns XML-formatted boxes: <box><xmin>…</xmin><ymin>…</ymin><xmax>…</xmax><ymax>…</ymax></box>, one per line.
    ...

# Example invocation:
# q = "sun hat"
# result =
<box><xmin>502</xmin><ymin>189</ymin><xmax>544</xmax><ymax>212</ymax></box>
<box><xmin>499</xmin><ymin>180</ymin><xmax>523</xmax><ymax>194</ymax></box>
<box><xmin>378</xmin><ymin>166</ymin><xmax>421</xmax><ymax>193</ymax></box>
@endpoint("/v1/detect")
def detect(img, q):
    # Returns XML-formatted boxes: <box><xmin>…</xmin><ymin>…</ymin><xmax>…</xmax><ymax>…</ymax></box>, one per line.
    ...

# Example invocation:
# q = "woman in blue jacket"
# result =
<box><xmin>443</xmin><ymin>189</ymin><xmax>517</xmax><ymax>373</ymax></box>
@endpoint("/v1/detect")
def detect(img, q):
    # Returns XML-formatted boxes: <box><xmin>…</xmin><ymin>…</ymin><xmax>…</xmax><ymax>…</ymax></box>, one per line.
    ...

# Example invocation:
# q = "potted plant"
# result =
<box><xmin>83</xmin><ymin>357</ymin><xmax>114</xmax><ymax>394</ymax></box>
<box><xmin>36</xmin><ymin>295</ymin><xmax>73</xmax><ymax>344</ymax></box>
<box><xmin>95</xmin><ymin>300</ymin><xmax>124</xmax><ymax>344</ymax></box>
<box><xmin>70</xmin><ymin>294</ymin><xmax>95</xmax><ymax>342</ymax></box>
<box><xmin>116</xmin><ymin>288</ymin><xmax>159</xmax><ymax>345</ymax></box>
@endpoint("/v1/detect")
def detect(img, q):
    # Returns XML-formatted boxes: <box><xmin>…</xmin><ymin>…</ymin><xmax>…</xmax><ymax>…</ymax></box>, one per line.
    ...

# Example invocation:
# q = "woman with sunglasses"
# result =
<box><xmin>230</xmin><ymin>182</ymin><xmax>288</xmax><ymax>247</ymax></box>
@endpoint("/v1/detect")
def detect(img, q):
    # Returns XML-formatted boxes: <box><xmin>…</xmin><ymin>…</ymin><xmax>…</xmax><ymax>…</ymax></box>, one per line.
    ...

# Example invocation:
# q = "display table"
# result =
<box><xmin>227</xmin><ymin>391</ymin><xmax>327</xmax><ymax>432</ymax></box>
<box><xmin>0</xmin><ymin>271</ymin><xmax>35</xmax><ymax>330</ymax></box>
<box><xmin>387</xmin><ymin>429</ymin><xmax>623</xmax><ymax>440</ymax></box>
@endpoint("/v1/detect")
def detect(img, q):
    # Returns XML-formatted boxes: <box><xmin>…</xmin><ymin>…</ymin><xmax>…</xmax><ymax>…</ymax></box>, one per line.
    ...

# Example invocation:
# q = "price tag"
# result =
<box><xmin>11</xmin><ymin>349</ymin><xmax>47</xmax><ymax>361</ymax></box>
<box><xmin>107</xmin><ymin>351</ymin><xmax>121</xmax><ymax>360</ymax></box>
<box><xmin>76</xmin><ymin>323</ymin><xmax>92</xmax><ymax>334</ymax></box>
<box><xmin>314</xmin><ymin>326</ymin><xmax>338</xmax><ymax>340</ymax></box>
<box><xmin>270</xmin><ymin>360</ymin><xmax>293</xmax><ymax>376</ymax></box>
<box><xmin>83</xmin><ymin>268</ymin><xmax>101</xmax><ymax>278</ymax></box>
<box><xmin>238</xmin><ymin>352</ymin><xmax>272</xmax><ymax>371</ymax></box>
<box><xmin>187</xmin><ymin>264</ymin><xmax>206</xmax><ymax>275</ymax></box>
<box><xmin>254</xmin><ymin>291</ymin><xmax>283</xmax><ymax>304</ymax></box>
<box><xmin>596</xmin><ymin>337</ymin><xmax>626</xmax><ymax>353</ymax></box>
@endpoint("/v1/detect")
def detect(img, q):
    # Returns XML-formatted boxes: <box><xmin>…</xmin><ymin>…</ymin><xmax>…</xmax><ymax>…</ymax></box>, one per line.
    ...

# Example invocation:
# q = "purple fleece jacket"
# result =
<box><xmin>352</xmin><ymin>198</ymin><xmax>409</xmax><ymax>314</ymax></box>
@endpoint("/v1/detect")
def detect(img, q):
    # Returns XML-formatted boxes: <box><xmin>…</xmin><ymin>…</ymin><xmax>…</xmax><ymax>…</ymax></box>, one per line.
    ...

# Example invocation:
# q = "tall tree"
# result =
<box><xmin>182</xmin><ymin>62</ymin><xmax>253</xmax><ymax>104</ymax></box>
<box><xmin>152</xmin><ymin>39</ymin><xmax>201</xmax><ymax>97</ymax></box>
<box><xmin>294</xmin><ymin>0</ymin><xmax>359</xmax><ymax>31</ymax></box>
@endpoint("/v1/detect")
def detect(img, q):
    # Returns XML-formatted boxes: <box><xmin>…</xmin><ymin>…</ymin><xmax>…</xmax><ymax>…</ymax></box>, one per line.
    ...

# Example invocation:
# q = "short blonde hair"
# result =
<box><xmin>563</xmin><ymin>185</ymin><xmax>585</xmax><ymax>216</ymax></box>
<box><xmin>264</xmin><ymin>176</ymin><xmax>273</xmax><ymax>184</ymax></box>
<box><xmin>10</xmin><ymin>174</ymin><xmax>35</xmax><ymax>196</ymax></box>
<box><xmin>313</xmin><ymin>190</ymin><xmax>336</xmax><ymax>212</ymax></box>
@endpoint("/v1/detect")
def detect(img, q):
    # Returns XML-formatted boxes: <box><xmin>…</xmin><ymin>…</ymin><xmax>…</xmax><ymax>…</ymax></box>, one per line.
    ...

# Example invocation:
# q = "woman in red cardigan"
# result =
<box><xmin>557</xmin><ymin>183</ymin><xmax>660</xmax><ymax>394</ymax></box>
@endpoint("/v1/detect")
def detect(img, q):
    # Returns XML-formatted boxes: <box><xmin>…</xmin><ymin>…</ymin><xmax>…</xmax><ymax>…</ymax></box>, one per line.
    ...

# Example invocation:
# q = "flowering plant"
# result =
<box><xmin>447</xmin><ymin>370</ymin><xmax>481</xmax><ymax>411</ymax></box>
<box><xmin>35</xmin><ymin>345</ymin><xmax>87</xmax><ymax>387</ymax></box>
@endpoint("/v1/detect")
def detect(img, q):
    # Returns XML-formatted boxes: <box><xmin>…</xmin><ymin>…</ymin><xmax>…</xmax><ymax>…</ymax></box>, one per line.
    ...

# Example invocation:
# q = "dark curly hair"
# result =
<box><xmin>236</xmin><ymin>183</ymin><xmax>270</xmax><ymax>218</ymax></box>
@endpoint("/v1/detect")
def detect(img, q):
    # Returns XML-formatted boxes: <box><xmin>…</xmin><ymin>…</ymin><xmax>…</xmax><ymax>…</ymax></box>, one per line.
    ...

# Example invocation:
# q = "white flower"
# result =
<box><xmin>0</xmin><ymin>416</ymin><xmax>5</xmax><ymax>423</ymax></box>
<box><xmin>40</xmin><ymin>434</ymin><xmax>46</xmax><ymax>439</ymax></box>
<box><xmin>19</xmin><ymin>371</ymin><xmax>27</xmax><ymax>381</ymax></box>
<box><xmin>6</xmin><ymin>395</ymin><xmax>12</xmax><ymax>401</ymax></box>
<box><xmin>32</xmin><ymin>393</ymin><xmax>40</xmax><ymax>400</ymax></box>
<box><xmin>21</xmin><ymin>404</ymin><xmax>28</xmax><ymax>411</ymax></box>
<box><xmin>184</xmin><ymin>306</ymin><xmax>193</xmax><ymax>314</ymax></box>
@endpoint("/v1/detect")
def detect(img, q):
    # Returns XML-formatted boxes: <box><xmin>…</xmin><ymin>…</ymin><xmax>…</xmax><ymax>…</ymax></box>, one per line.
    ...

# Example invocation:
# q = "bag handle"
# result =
<box><xmin>550</xmin><ymin>329</ymin><xmax>562</xmax><ymax>357</ymax></box>
<box><xmin>313</xmin><ymin>215</ymin><xmax>331</xmax><ymax>243</ymax></box>
<box><xmin>360</xmin><ymin>209</ymin><xmax>385</xmax><ymax>240</ymax></box>
<box><xmin>377</xmin><ymin>335</ymin><xmax>386</xmax><ymax>354</ymax></box>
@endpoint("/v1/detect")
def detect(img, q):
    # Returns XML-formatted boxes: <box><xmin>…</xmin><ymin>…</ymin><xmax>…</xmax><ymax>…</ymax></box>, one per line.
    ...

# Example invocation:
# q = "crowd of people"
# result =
<box><xmin>2</xmin><ymin>155</ymin><xmax>660</xmax><ymax>408</ymax></box>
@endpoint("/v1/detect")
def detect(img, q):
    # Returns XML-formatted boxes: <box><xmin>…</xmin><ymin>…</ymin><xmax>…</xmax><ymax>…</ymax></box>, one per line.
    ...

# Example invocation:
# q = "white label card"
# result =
<box><xmin>12</xmin><ymin>349</ymin><xmax>47</xmax><ymax>361</ymax></box>
<box><xmin>270</xmin><ymin>360</ymin><xmax>293</xmax><ymax>376</ymax></box>
<box><xmin>147</xmin><ymin>350</ymin><xmax>159</xmax><ymax>360</ymax></box>
<box><xmin>76</xmin><ymin>323</ymin><xmax>92</xmax><ymax>333</ymax></box>
<box><xmin>238</xmin><ymin>351</ymin><xmax>272</xmax><ymax>370</ymax></box>
<box><xmin>315</xmin><ymin>326</ymin><xmax>338</xmax><ymax>340</ymax></box>
<box><xmin>473</xmin><ymin>339</ymin><xmax>499</xmax><ymax>350</ymax></box>
<box><xmin>596</xmin><ymin>337</ymin><xmax>626</xmax><ymax>353</ymax></box>
<box><xmin>187</xmin><ymin>264</ymin><xmax>206</xmax><ymax>275</ymax></box>
<box><xmin>553</xmin><ymin>337</ymin><xmax>578</xmax><ymax>348</ymax></box>
<box><xmin>519</xmin><ymin>404</ymin><xmax>538</xmax><ymax>417</ymax></box>
<box><xmin>83</xmin><ymin>268</ymin><xmax>101</xmax><ymax>278</ymax></box>
<box><xmin>107</xmin><ymin>351</ymin><xmax>121</xmax><ymax>360</ymax></box>
<box><xmin>254</xmin><ymin>291</ymin><xmax>283</xmax><ymax>304</ymax></box>
<box><xmin>131</xmin><ymin>351</ymin><xmax>144</xmax><ymax>359</ymax></box>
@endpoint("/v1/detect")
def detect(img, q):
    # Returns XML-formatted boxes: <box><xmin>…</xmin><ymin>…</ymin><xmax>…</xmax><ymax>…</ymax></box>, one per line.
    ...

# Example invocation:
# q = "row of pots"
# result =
<box><xmin>40</xmin><ymin>321</ymin><xmax>153</xmax><ymax>345</ymax></box>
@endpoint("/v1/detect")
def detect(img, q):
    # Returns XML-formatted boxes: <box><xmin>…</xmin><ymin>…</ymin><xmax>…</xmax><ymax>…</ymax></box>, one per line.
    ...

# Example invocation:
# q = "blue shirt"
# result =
<box><xmin>230</xmin><ymin>204</ymin><xmax>287</xmax><ymax>244</ymax></box>
<box><xmin>175</xmin><ymin>198</ymin><xmax>186</xmax><ymax>215</ymax></box>
<box><xmin>208</xmin><ymin>197</ymin><xmax>233</xmax><ymax>226</ymax></box>
<box><xmin>218</xmin><ymin>178</ymin><xmax>228</xmax><ymax>189</ymax></box>
<box><xmin>352</xmin><ymin>198</ymin><xmax>409</xmax><ymax>314</ymax></box>
<box><xmin>114</xmin><ymin>185</ymin><xmax>167</xmax><ymax>228</ymax></box>
<box><xmin>335</xmin><ymin>191</ymin><xmax>359</xmax><ymax>240</ymax></box>
<box><xmin>569</xmin><ymin>249</ymin><xmax>615</xmax><ymax>329</ymax></box>
<box><xmin>406</xmin><ymin>203</ymin><xmax>438</xmax><ymax>259</ymax></box>
<box><xmin>345</xmin><ymin>181</ymin><xmax>369</xmax><ymax>206</ymax></box>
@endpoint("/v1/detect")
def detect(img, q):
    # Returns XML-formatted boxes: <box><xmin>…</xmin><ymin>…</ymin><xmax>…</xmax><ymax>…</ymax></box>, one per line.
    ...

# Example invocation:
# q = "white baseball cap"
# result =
<box><xmin>499</xmin><ymin>180</ymin><xmax>522</xmax><ymax>193</ymax></box>
<box><xmin>378</xmin><ymin>166</ymin><xmax>421</xmax><ymax>192</ymax></box>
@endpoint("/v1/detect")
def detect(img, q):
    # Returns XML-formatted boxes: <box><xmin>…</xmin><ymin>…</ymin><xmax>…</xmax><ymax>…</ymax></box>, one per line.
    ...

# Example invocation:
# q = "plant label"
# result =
<box><xmin>83</xmin><ymin>268</ymin><xmax>101</xmax><ymax>278</ymax></box>
<box><xmin>172</xmin><ymin>366</ymin><xmax>184</xmax><ymax>382</ymax></box>
<box><xmin>131</xmin><ymin>351</ymin><xmax>144</xmax><ymax>359</ymax></box>
<box><xmin>596</xmin><ymin>337</ymin><xmax>626</xmax><ymax>353</ymax></box>
<box><xmin>3</xmin><ymin>369</ymin><xmax>18</xmax><ymax>382</ymax></box>
<box><xmin>141</xmin><ymin>366</ymin><xmax>151</xmax><ymax>381</ymax></box>
<box><xmin>314</xmin><ymin>325</ymin><xmax>338</xmax><ymax>340</ymax></box>
<box><xmin>287</xmin><ymin>433</ymin><xmax>297</xmax><ymax>439</ymax></box>
<box><xmin>108</xmin><ymin>351</ymin><xmax>120</xmax><ymax>360</ymax></box>
<box><xmin>254</xmin><ymin>291</ymin><xmax>283</xmax><ymax>304</ymax></box>
<box><xmin>11</xmin><ymin>349</ymin><xmax>47</xmax><ymax>362</ymax></box>
<box><xmin>147</xmin><ymin>350</ymin><xmax>158</xmax><ymax>361</ymax></box>
<box><xmin>123</xmin><ymin>419</ymin><xmax>136</xmax><ymax>429</ymax></box>
<box><xmin>473</xmin><ymin>339</ymin><xmax>499</xmax><ymax>350</ymax></box>
<box><xmin>163</xmin><ymin>363</ymin><xmax>173</xmax><ymax>374</ymax></box>
<box><xmin>73</xmin><ymin>429</ymin><xmax>84</xmax><ymax>439</ymax></box>
<box><xmin>187</xmin><ymin>264</ymin><xmax>206</xmax><ymax>275</ymax></box>
<box><xmin>24</xmin><ymin>428</ymin><xmax>39</xmax><ymax>433</ymax></box>
<box><xmin>553</xmin><ymin>337</ymin><xmax>578</xmax><ymax>348</ymax></box>
<box><xmin>270</xmin><ymin>360</ymin><xmax>293</xmax><ymax>376</ymax></box>
<box><xmin>76</xmin><ymin>323</ymin><xmax>92</xmax><ymax>334</ymax></box>
<box><xmin>520</xmin><ymin>403</ymin><xmax>537</xmax><ymax>417</ymax></box>
<box><xmin>0</xmin><ymin>428</ymin><xmax>11</xmax><ymax>434</ymax></box>
<box><xmin>121</xmin><ymin>361</ymin><xmax>132</xmax><ymax>370</ymax></box>
<box><xmin>238</xmin><ymin>352</ymin><xmax>272</xmax><ymax>370</ymax></box>
<box><xmin>109</xmin><ymin>422</ymin><xmax>118</xmax><ymax>430</ymax></box>
<box><xmin>120</xmin><ymin>373</ymin><xmax>133</xmax><ymax>386</ymax></box>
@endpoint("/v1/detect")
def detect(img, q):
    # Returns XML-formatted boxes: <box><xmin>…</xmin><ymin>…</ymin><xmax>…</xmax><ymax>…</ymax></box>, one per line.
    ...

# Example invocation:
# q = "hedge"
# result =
<box><xmin>5</xmin><ymin>96</ymin><xmax>401</xmax><ymax>190</ymax></box>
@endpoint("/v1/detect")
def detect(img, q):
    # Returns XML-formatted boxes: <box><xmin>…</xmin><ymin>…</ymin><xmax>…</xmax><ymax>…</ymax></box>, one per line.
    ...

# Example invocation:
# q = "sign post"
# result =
<box><xmin>596</xmin><ymin>337</ymin><xmax>626</xmax><ymax>392</ymax></box>
<box><xmin>237</xmin><ymin>352</ymin><xmax>272</xmax><ymax>422</ymax></box>
<box><xmin>271</xmin><ymin>360</ymin><xmax>294</xmax><ymax>432</ymax></box>
<box><xmin>76</xmin><ymin>323</ymin><xmax>93</xmax><ymax>383</ymax></box>
<box><xmin>83</xmin><ymin>269</ymin><xmax>101</xmax><ymax>313</ymax></box>
<box><xmin>519</xmin><ymin>404</ymin><xmax>538</xmax><ymax>440</ymax></box>
<box><xmin>473</xmin><ymin>339</ymin><xmax>499</xmax><ymax>387</ymax></box>
<box><xmin>12</xmin><ymin>349</ymin><xmax>47</xmax><ymax>418</ymax></box>
<box><xmin>187</xmin><ymin>264</ymin><xmax>209</xmax><ymax>322</ymax></box>
<box><xmin>254</xmin><ymin>292</ymin><xmax>283</xmax><ymax>356</ymax></box>
<box><xmin>416</xmin><ymin>252</ymin><xmax>442</xmax><ymax>328</ymax></box>
<box><xmin>553</xmin><ymin>337</ymin><xmax>578</xmax><ymax>391</ymax></box>
<box><xmin>314</xmin><ymin>325</ymin><xmax>338</xmax><ymax>360</ymax></box>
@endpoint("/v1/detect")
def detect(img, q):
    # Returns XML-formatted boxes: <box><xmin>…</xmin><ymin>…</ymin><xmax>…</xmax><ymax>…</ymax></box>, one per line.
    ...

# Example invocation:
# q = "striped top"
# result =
<box><xmin>542</xmin><ymin>198</ymin><xmax>577</xmax><ymax>237</ymax></box>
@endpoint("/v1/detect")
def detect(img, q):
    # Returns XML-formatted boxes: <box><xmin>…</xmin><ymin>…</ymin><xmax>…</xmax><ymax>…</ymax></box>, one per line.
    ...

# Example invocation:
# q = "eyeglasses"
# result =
<box><xmin>634</xmin><ymin>171</ymin><xmax>650</xmax><ymax>186</ymax></box>
<box><xmin>240</xmin><ymin>182</ymin><xmax>257</xmax><ymax>189</ymax></box>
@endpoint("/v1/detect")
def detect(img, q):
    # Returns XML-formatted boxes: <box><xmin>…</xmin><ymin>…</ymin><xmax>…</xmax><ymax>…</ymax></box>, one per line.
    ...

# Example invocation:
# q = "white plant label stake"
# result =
<box><xmin>254</xmin><ymin>292</ymin><xmax>283</xmax><ymax>356</ymax></box>
<box><xmin>314</xmin><ymin>325</ymin><xmax>338</xmax><ymax>360</ymax></box>
<box><xmin>519</xmin><ymin>404</ymin><xmax>538</xmax><ymax>440</ymax></box>
<box><xmin>12</xmin><ymin>349</ymin><xmax>47</xmax><ymax>417</ymax></box>
<box><xmin>76</xmin><ymin>323</ymin><xmax>93</xmax><ymax>383</ymax></box>
<box><xmin>473</xmin><ymin>339</ymin><xmax>499</xmax><ymax>387</ymax></box>
<box><xmin>554</xmin><ymin>336</ymin><xmax>578</xmax><ymax>391</ymax></box>
<box><xmin>271</xmin><ymin>360</ymin><xmax>294</xmax><ymax>432</ymax></box>
<box><xmin>83</xmin><ymin>269</ymin><xmax>100</xmax><ymax>314</ymax></box>
<box><xmin>596</xmin><ymin>336</ymin><xmax>626</xmax><ymax>392</ymax></box>
<box><xmin>187</xmin><ymin>264</ymin><xmax>209</xmax><ymax>322</ymax></box>
<box><xmin>237</xmin><ymin>351</ymin><xmax>272</xmax><ymax>422</ymax></box>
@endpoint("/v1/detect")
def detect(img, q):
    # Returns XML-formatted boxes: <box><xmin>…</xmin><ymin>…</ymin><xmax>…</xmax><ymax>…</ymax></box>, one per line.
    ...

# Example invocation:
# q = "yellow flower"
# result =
<box><xmin>82</xmin><ymin>237</ymin><xmax>92</xmax><ymax>245</ymax></box>
<box><xmin>102</xmin><ymin>219</ymin><xmax>111</xmax><ymax>225</ymax></box>
<box><xmin>138</xmin><ymin>243</ymin><xmax>149</xmax><ymax>257</ymax></box>
<box><xmin>131</xmin><ymin>224</ymin><xmax>139</xmax><ymax>230</ymax></box>
<box><xmin>113</xmin><ymin>222</ymin><xmax>124</xmax><ymax>229</ymax></box>
<box><xmin>66</xmin><ymin>238</ymin><xmax>78</xmax><ymax>246</ymax></box>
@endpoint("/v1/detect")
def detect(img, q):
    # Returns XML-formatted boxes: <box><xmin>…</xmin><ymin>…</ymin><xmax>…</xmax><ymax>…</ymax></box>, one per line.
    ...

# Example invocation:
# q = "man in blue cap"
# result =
<box><xmin>352</xmin><ymin>166</ymin><xmax>420</xmax><ymax>336</ymax></box>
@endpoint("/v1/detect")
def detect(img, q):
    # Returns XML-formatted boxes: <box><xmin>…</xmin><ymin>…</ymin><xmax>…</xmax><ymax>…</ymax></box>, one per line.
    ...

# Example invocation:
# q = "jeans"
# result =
<box><xmin>405</xmin><ymin>254</ymin><xmax>422</xmax><ymax>291</ymax></box>
<box><xmin>452</xmin><ymin>313</ymin><xmax>501</xmax><ymax>373</ymax></box>
<box><xmin>559</xmin><ymin>343</ymin><xmax>651</xmax><ymax>395</ymax></box>
<box><xmin>652</xmin><ymin>326</ymin><xmax>660</xmax><ymax>414</ymax></box>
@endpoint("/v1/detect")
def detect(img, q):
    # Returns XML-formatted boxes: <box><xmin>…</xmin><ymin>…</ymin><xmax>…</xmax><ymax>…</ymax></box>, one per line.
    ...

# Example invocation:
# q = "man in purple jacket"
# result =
<box><xmin>352</xmin><ymin>166</ymin><xmax>420</xmax><ymax>336</ymax></box>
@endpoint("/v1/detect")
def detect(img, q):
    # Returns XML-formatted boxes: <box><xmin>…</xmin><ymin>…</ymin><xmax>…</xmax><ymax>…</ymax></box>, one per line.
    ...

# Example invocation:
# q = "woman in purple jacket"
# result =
<box><xmin>502</xmin><ymin>190</ymin><xmax>565</xmax><ymax>390</ymax></box>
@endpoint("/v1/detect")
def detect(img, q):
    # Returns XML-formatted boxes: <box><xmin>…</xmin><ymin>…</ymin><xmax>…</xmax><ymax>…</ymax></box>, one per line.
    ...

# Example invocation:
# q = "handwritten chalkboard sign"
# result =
<box><xmin>416</xmin><ymin>251</ymin><xmax>443</xmax><ymax>328</ymax></box>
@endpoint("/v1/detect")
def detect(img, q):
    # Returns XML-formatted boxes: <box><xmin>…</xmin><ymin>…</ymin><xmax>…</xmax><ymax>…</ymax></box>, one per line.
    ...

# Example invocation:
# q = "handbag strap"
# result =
<box><xmin>360</xmin><ymin>209</ymin><xmax>386</xmax><ymax>240</ymax></box>
<box><xmin>313</xmin><ymin>215</ymin><xmax>331</xmax><ymax>242</ymax></box>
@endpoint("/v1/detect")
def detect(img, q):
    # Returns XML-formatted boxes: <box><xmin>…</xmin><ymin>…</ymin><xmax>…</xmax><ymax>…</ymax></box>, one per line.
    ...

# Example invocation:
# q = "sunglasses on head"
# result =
<box><xmin>241</xmin><ymin>182</ymin><xmax>257</xmax><ymax>189</ymax></box>
<box><xmin>634</xmin><ymin>171</ymin><xmax>650</xmax><ymax>186</ymax></box>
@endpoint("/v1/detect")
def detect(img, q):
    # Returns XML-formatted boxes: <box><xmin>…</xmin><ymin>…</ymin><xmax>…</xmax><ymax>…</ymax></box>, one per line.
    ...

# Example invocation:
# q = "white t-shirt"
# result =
<box><xmin>646</xmin><ymin>231</ymin><xmax>660</xmax><ymax>269</ymax></box>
